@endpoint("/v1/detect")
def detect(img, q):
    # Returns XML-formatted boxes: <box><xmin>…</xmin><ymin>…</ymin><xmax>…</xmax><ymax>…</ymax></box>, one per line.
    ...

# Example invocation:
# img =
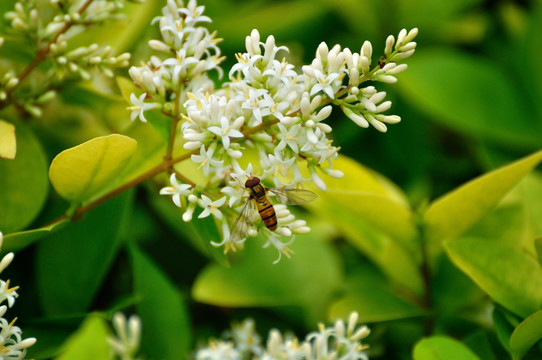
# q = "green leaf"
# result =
<box><xmin>192</xmin><ymin>234</ymin><xmax>343</xmax><ymax>325</ymax></box>
<box><xmin>304</xmin><ymin>155</ymin><xmax>423</xmax><ymax>296</ymax></box>
<box><xmin>0</xmin><ymin>122</ymin><xmax>48</xmax><ymax>233</ymax></box>
<box><xmin>49</xmin><ymin>134</ymin><xmax>137</xmax><ymax>203</ymax></box>
<box><xmin>2</xmin><ymin>219</ymin><xmax>68</xmax><ymax>252</ymax></box>
<box><xmin>493</xmin><ymin>307</ymin><xmax>515</xmax><ymax>352</ymax></box>
<box><xmin>464</xmin><ymin>331</ymin><xmax>498</xmax><ymax>360</ymax></box>
<box><xmin>413</xmin><ymin>336</ymin><xmax>481</xmax><ymax>360</ymax></box>
<box><xmin>149</xmin><ymin>194</ymin><xmax>228</xmax><ymax>266</ymax></box>
<box><xmin>535</xmin><ymin>236</ymin><xmax>542</xmax><ymax>266</ymax></box>
<box><xmin>328</xmin><ymin>278</ymin><xmax>425</xmax><ymax>323</ymax></box>
<box><xmin>398</xmin><ymin>49</ymin><xmax>541</xmax><ymax>148</ymax></box>
<box><xmin>131</xmin><ymin>244</ymin><xmax>191</xmax><ymax>360</ymax></box>
<box><xmin>424</xmin><ymin>150</ymin><xmax>542</xmax><ymax>245</ymax></box>
<box><xmin>0</xmin><ymin>120</ymin><xmax>16</xmax><ymax>159</ymax></box>
<box><xmin>55</xmin><ymin>315</ymin><xmax>110</xmax><ymax>360</ymax></box>
<box><xmin>445</xmin><ymin>237</ymin><xmax>542</xmax><ymax>318</ymax></box>
<box><xmin>36</xmin><ymin>191</ymin><xmax>132</xmax><ymax>315</ymax></box>
<box><xmin>510</xmin><ymin>310</ymin><xmax>542</xmax><ymax>358</ymax></box>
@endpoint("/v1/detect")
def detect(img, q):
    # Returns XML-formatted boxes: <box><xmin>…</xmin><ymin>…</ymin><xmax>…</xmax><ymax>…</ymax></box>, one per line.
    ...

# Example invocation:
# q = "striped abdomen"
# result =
<box><xmin>255</xmin><ymin>195</ymin><xmax>277</xmax><ymax>231</ymax></box>
<box><xmin>246</xmin><ymin>177</ymin><xmax>277</xmax><ymax>231</ymax></box>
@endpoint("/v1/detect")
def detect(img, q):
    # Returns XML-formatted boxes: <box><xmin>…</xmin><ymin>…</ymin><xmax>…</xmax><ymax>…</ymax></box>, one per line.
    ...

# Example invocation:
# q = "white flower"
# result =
<box><xmin>262</xmin><ymin>232</ymin><xmax>295</xmax><ymax>264</ymax></box>
<box><xmin>159</xmin><ymin>173</ymin><xmax>193</xmax><ymax>207</ymax></box>
<box><xmin>207</xmin><ymin>116</ymin><xmax>244</xmax><ymax>150</ymax></box>
<box><xmin>306</xmin><ymin>69</ymin><xmax>341</xmax><ymax>99</ymax></box>
<box><xmin>107</xmin><ymin>312</ymin><xmax>142</xmax><ymax>360</ymax></box>
<box><xmin>128</xmin><ymin>93</ymin><xmax>161</xmax><ymax>122</ymax></box>
<box><xmin>198</xmin><ymin>195</ymin><xmax>227</xmax><ymax>220</ymax></box>
<box><xmin>275</xmin><ymin>123</ymin><xmax>300</xmax><ymax>153</ymax></box>
<box><xmin>196</xmin><ymin>340</ymin><xmax>241</xmax><ymax>360</ymax></box>
<box><xmin>191</xmin><ymin>144</ymin><xmax>223</xmax><ymax>177</ymax></box>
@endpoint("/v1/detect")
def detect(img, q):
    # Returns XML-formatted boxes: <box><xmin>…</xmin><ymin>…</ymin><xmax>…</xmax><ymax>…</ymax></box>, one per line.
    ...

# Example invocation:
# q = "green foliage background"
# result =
<box><xmin>1</xmin><ymin>0</ymin><xmax>542</xmax><ymax>359</ymax></box>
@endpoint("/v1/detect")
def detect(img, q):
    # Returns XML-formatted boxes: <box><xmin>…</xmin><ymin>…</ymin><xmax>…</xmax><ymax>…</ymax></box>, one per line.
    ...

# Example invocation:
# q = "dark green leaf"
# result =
<box><xmin>36</xmin><ymin>191</ymin><xmax>133</xmax><ymax>315</ymax></box>
<box><xmin>0</xmin><ymin>122</ymin><xmax>48</xmax><ymax>233</ymax></box>
<box><xmin>398</xmin><ymin>50</ymin><xmax>541</xmax><ymax>149</ymax></box>
<box><xmin>131</xmin><ymin>244</ymin><xmax>191</xmax><ymax>360</ymax></box>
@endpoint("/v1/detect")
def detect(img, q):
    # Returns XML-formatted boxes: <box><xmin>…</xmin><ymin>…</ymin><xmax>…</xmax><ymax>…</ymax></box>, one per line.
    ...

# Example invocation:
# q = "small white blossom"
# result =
<box><xmin>191</xmin><ymin>144</ymin><xmax>224</xmax><ymax>177</ymax></box>
<box><xmin>198</xmin><ymin>195</ymin><xmax>227</xmax><ymax>220</ymax></box>
<box><xmin>128</xmin><ymin>93</ymin><xmax>161</xmax><ymax>123</ymax></box>
<box><xmin>159</xmin><ymin>173</ymin><xmax>193</xmax><ymax>207</ymax></box>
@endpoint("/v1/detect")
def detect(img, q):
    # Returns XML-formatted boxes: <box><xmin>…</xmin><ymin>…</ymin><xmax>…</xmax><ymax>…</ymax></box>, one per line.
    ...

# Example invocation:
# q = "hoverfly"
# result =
<box><xmin>230</xmin><ymin>176</ymin><xmax>317</xmax><ymax>242</ymax></box>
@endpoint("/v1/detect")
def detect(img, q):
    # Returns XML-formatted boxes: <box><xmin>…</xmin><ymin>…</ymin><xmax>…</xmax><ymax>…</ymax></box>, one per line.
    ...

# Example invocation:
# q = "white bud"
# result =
<box><xmin>375</xmin><ymin>74</ymin><xmax>397</xmax><ymax>84</ymax></box>
<box><xmin>184</xmin><ymin>141</ymin><xmax>202</xmax><ymax>150</ymax></box>
<box><xmin>311</xmin><ymin>171</ymin><xmax>327</xmax><ymax>191</ymax></box>
<box><xmin>361</xmin><ymin>97</ymin><xmax>376</xmax><ymax>112</ymax></box>
<box><xmin>397</xmin><ymin>28</ymin><xmax>408</xmax><ymax>45</ymax></box>
<box><xmin>276</xmin><ymin>227</ymin><xmax>292</xmax><ymax>237</ymax></box>
<box><xmin>293</xmin><ymin>226</ymin><xmax>311</xmax><ymax>234</ymax></box>
<box><xmin>384</xmin><ymin>35</ymin><xmax>395</xmax><ymax>55</ymax></box>
<box><xmin>227</xmin><ymin>148</ymin><xmax>242</xmax><ymax>159</ymax></box>
<box><xmin>327</xmin><ymin>169</ymin><xmax>344</xmax><ymax>178</ymax></box>
<box><xmin>314</xmin><ymin>105</ymin><xmax>332</xmax><ymax>121</ymax></box>
<box><xmin>5</xmin><ymin>78</ymin><xmax>19</xmax><ymax>90</ymax></box>
<box><xmin>149</xmin><ymin>40</ymin><xmax>170</xmax><ymax>51</ymax></box>
<box><xmin>375</xmin><ymin>100</ymin><xmax>392</xmax><ymax>113</ymax></box>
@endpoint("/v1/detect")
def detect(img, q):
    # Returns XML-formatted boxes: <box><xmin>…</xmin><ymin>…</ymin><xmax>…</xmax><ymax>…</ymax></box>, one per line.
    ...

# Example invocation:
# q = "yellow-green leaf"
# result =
<box><xmin>55</xmin><ymin>315</ymin><xmax>109</xmax><ymax>360</ymax></box>
<box><xmin>49</xmin><ymin>134</ymin><xmax>137</xmax><ymax>203</ymax></box>
<box><xmin>0</xmin><ymin>120</ymin><xmax>16</xmax><ymax>159</ymax></box>
<box><xmin>445</xmin><ymin>237</ymin><xmax>542</xmax><ymax>318</ymax></box>
<box><xmin>510</xmin><ymin>310</ymin><xmax>542</xmax><ymax>358</ymax></box>
<box><xmin>425</xmin><ymin>150</ymin><xmax>542</xmax><ymax>244</ymax></box>
<box><xmin>413</xmin><ymin>336</ymin><xmax>481</xmax><ymax>360</ymax></box>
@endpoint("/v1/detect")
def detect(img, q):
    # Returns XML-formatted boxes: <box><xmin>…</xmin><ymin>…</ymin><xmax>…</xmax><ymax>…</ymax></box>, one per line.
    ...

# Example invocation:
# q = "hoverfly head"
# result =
<box><xmin>245</xmin><ymin>176</ymin><xmax>260</xmax><ymax>188</ymax></box>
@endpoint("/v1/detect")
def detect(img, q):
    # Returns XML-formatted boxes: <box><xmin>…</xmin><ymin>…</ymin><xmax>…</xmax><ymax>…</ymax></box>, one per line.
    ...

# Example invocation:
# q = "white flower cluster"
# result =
<box><xmin>131</xmin><ymin>0</ymin><xmax>417</xmax><ymax>260</ymax></box>
<box><xmin>0</xmin><ymin>232</ymin><xmax>37</xmax><ymax>359</ymax></box>
<box><xmin>195</xmin><ymin>311</ymin><xmax>370</xmax><ymax>360</ymax></box>
<box><xmin>107</xmin><ymin>312</ymin><xmax>142</xmax><ymax>360</ymax></box>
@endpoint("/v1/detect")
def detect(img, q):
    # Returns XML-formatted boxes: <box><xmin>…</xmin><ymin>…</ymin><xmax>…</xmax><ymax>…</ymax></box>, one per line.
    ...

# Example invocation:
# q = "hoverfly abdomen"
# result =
<box><xmin>256</xmin><ymin>196</ymin><xmax>277</xmax><ymax>231</ymax></box>
<box><xmin>246</xmin><ymin>176</ymin><xmax>278</xmax><ymax>231</ymax></box>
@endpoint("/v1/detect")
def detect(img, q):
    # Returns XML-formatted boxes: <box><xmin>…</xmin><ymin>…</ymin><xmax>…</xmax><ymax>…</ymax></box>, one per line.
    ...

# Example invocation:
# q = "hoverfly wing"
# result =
<box><xmin>268</xmin><ymin>187</ymin><xmax>317</xmax><ymax>205</ymax></box>
<box><xmin>230</xmin><ymin>197</ymin><xmax>256</xmax><ymax>243</ymax></box>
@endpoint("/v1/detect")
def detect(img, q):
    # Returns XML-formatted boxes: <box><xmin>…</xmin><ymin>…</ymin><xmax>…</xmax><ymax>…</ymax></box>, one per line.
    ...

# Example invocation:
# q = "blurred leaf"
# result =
<box><xmin>398</xmin><ymin>50</ymin><xmax>541</xmax><ymax>149</ymax></box>
<box><xmin>210</xmin><ymin>0</ymin><xmax>328</xmax><ymax>49</ymax></box>
<box><xmin>131</xmin><ymin>244</ymin><xmax>191</xmax><ymax>360</ymax></box>
<box><xmin>304</xmin><ymin>155</ymin><xmax>422</xmax><ymax>295</ymax></box>
<box><xmin>49</xmin><ymin>134</ymin><xmax>137</xmax><ymax>203</ymax></box>
<box><xmin>55</xmin><ymin>315</ymin><xmax>109</xmax><ymax>360</ymax></box>
<box><xmin>445</xmin><ymin>237</ymin><xmax>542</xmax><ymax>318</ymax></box>
<box><xmin>536</xmin><ymin>236</ymin><xmax>542</xmax><ymax>266</ymax></box>
<box><xmin>192</xmin><ymin>234</ymin><xmax>342</xmax><ymax>325</ymax></box>
<box><xmin>2</xmin><ymin>219</ymin><xmax>68</xmax><ymax>252</ymax></box>
<box><xmin>144</xmin><ymin>109</ymin><xmax>172</xmax><ymax>142</ymax></box>
<box><xmin>36</xmin><ymin>191</ymin><xmax>133</xmax><ymax>315</ymax></box>
<box><xmin>464</xmin><ymin>331</ymin><xmax>498</xmax><ymax>360</ymax></box>
<box><xmin>0</xmin><ymin>120</ymin><xmax>16</xmax><ymax>159</ymax></box>
<box><xmin>493</xmin><ymin>307</ymin><xmax>515</xmax><ymax>352</ymax></box>
<box><xmin>119</xmin><ymin>122</ymin><xmax>166</xmax><ymax>185</ymax></box>
<box><xmin>149</xmin><ymin>195</ymin><xmax>229</xmax><ymax>266</ymax></box>
<box><xmin>413</xmin><ymin>336</ymin><xmax>481</xmax><ymax>360</ymax></box>
<box><xmin>424</xmin><ymin>150</ymin><xmax>542</xmax><ymax>245</ymax></box>
<box><xmin>0</xmin><ymin>122</ymin><xmax>48</xmax><ymax>233</ymax></box>
<box><xmin>517</xmin><ymin>6</ymin><xmax>542</xmax><ymax>121</ymax></box>
<box><xmin>432</xmin><ymin>254</ymin><xmax>485</xmax><ymax>315</ymax></box>
<box><xmin>510</xmin><ymin>310</ymin><xmax>542</xmax><ymax>358</ymax></box>
<box><xmin>116</xmin><ymin>76</ymin><xmax>136</xmax><ymax>104</ymax></box>
<box><xmin>329</xmin><ymin>279</ymin><xmax>425</xmax><ymax>323</ymax></box>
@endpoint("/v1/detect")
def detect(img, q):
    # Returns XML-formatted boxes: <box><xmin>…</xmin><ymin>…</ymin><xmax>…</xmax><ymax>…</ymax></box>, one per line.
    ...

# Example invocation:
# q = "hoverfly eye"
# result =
<box><xmin>245</xmin><ymin>177</ymin><xmax>260</xmax><ymax>188</ymax></box>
